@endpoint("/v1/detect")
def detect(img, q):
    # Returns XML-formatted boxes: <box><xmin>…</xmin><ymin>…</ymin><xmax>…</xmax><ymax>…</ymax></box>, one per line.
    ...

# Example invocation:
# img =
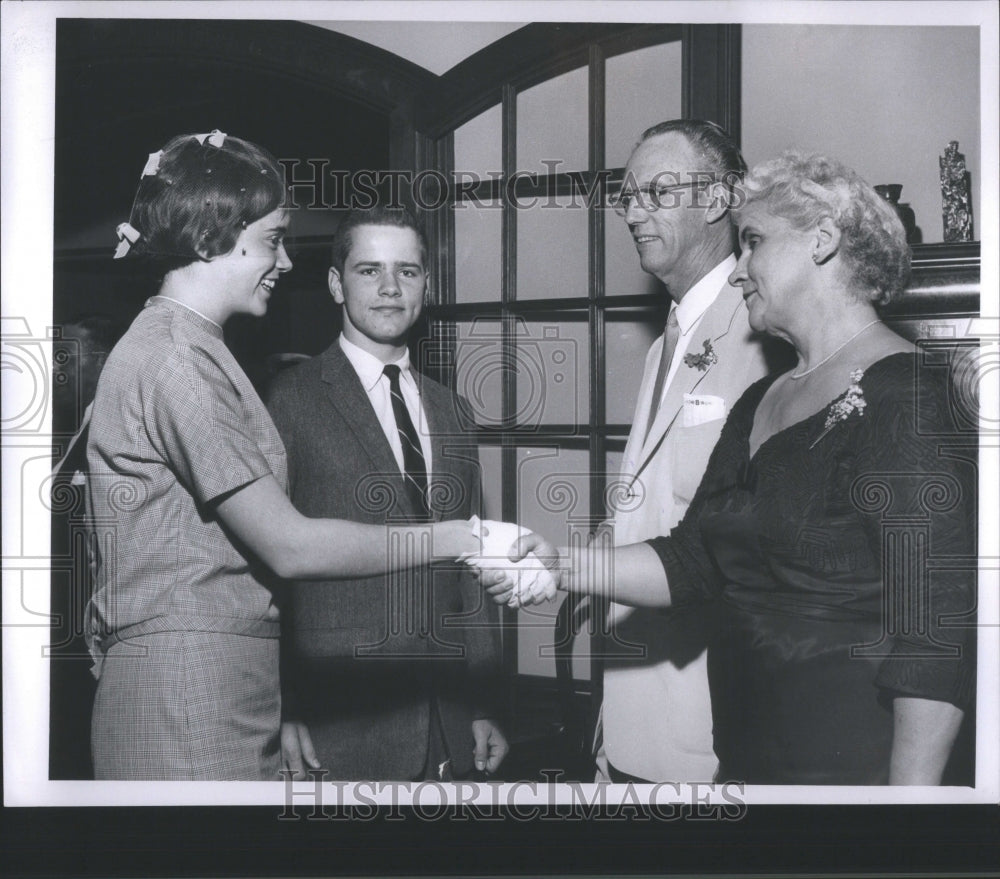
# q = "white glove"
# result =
<box><xmin>465</xmin><ymin>516</ymin><xmax>558</xmax><ymax>608</ymax></box>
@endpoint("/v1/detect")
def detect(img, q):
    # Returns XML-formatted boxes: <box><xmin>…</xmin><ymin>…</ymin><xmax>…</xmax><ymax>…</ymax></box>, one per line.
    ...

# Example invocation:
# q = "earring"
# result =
<box><xmin>812</xmin><ymin>253</ymin><xmax>820</xmax><ymax>263</ymax></box>
<box><xmin>241</xmin><ymin>248</ymin><xmax>247</xmax><ymax>256</ymax></box>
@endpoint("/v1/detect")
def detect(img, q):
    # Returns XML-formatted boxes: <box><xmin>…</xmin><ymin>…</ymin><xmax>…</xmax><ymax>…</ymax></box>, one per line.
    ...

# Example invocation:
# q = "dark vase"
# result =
<box><xmin>874</xmin><ymin>184</ymin><xmax>919</xmax><ymax>244</ymax></box>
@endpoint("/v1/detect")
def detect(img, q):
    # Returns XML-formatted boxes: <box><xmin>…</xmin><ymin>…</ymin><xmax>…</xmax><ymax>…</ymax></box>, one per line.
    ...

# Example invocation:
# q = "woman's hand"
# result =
<box><xmin>509</xmin><ymin>532</ymin><xmax>561</xmax><ymax>572</ymax></box>
<box><xmin>477</xmin><ymin>531</ymin><xmax>563</xmax><ymax>607</ymax></box>
<box><xmin>216</xmin><ymin>475</ymin><xmax>478</xmax><ymax>579</ymax></box>
<box><xmin>889</xmin><ymin>697</ymin><xmax>964</xmax><ymax>784</ymax></box>
<box><xmin>502</xmin><ymin>536</ymin><xmax>676</xmax><ymax>608</ymax></box>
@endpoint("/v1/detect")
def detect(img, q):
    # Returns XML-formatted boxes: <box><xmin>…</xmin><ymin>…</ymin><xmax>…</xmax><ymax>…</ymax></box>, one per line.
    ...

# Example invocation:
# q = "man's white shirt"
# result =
<box><xmin>339</xmin><ymin>334</ymin><xmax>433</xmax><ymax>478</ymax></box>
<box><xmin>653</xmin><ymin>254</ymin><xmax>737</xmax><ymax>409</ymax></box>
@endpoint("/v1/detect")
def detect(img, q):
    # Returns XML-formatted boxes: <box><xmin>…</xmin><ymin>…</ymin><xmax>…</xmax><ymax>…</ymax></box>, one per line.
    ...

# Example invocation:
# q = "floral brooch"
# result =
<box><xmin>809</xmin><ymin>368</ymin><xmax>866</xmax><ymax>449</ymax></box>
<box><xmin>683</xmin><ymin>339</ymin><xmax>718</xmax><ymax>372</ymax></box>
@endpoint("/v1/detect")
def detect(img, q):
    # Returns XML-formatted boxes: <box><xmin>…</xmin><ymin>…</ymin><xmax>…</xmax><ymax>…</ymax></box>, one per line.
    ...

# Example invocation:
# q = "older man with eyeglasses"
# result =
<box><xmin>596</xmin><ymin>120</ymin><xmax>786</xmax><ymax>783</ymax></box>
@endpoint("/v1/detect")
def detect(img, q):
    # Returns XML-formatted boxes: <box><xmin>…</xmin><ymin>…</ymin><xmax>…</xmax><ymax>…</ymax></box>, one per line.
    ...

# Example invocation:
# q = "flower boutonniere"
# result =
<box><xmin>809</xmin><ymin>368</ymin><xmax>867</xmax><ymax>449</ymax></box>
<box><xmin>683</xmin><ymin>339</ymin><xmax>718</xmax><ymax>372</ymax></box>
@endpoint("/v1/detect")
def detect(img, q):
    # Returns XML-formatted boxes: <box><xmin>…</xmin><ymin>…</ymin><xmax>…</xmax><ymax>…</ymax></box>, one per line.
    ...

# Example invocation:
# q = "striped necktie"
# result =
<box><xmin>383</xmin><ymin>364</ymin><xmax>429</xmax><ymax>518</ymax></box>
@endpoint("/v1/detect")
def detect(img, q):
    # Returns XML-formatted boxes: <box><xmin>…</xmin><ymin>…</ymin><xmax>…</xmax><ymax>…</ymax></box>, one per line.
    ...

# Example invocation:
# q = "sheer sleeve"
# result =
<box><xmin>645</xmin><ymin>377</ymin><xmax>771</xmax><ymax>609</ymax></box>
<box><xmin>854</xmin><ymin>358</ymin><xmax>977</xmax><ymax>709</ymax></box>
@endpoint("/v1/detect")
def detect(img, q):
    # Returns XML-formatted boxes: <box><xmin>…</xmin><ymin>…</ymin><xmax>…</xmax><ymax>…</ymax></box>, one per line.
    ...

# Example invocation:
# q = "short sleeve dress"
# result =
<box><xmin>86</xmin><ymin>297</ymin><xmax>288</xmax><ymax>779</ymax></box>
<box><xmin>648</xmin><ymin>352</ymin><xmax>976</xmax><ymax>784</ymax></box>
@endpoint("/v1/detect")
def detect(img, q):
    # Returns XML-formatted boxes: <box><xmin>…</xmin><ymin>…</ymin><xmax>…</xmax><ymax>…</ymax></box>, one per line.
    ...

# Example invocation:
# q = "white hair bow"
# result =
<box><xmin>113</xmin><ymin>222</ymin><xmax>141</xmax><ymax>259</ymax></box>
<box><xmin>141</xmin><ymin>150</ymin><xmax>163</xmax><ymax>178</ymax></box>
<box><xmin>193</xmin><ymin>129</ymin><xmax>227</xmax><ymax>148</ymax></box>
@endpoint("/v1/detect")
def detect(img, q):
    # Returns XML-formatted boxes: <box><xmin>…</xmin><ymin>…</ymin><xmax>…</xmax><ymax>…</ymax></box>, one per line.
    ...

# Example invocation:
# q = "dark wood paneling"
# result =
<box><xmin>682</xmin><ymin>23</ymin><xmax>742</xmax><ymax>143</ymax></box>
<box><xmin>59</xmin><ymin>19</ymin><xmax>438</xmax><ymax>113</ymax></box>
<box><xmin>55</xmin><ymin>19</ymin><xmax>441</xmax><ymax>251</ymax></box>
<box><xmin>885</xmin><ymin>242</ymin><xmax>982</xmax><ymax>317</ymax></box>
<box><xmin>54</xmin><ymin>19</ymin><xmax>440</xmax><ymax>382</ymax></box>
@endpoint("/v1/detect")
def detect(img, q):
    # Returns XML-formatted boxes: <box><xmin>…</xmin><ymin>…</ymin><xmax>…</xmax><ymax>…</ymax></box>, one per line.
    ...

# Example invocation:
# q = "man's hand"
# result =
<box><xmin>486</xmin><ymin>531</ymin><xmax>562</xmax><ymax>607</ymax></box>
<box><xmin>280</xmin><ymin>720</ymin><xmax>321</xmax><ymax>780</ymax></box>
<box><xmin>472</xmin><ymin>718</ymin><xmax>509</xmax><ymax>775</ymax></box>
<box><xmin>480</xmin><ymin>567</ymin><xmax>518</xmax><ymax>605</ymax></box>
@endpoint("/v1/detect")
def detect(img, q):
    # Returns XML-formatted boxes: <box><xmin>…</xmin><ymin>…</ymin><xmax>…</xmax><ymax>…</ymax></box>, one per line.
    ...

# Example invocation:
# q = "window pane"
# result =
<box><xmin>603</xmin><ymin>443</ymin><xmax>629</xmax><ymax>522</ymax></box>
<box><xmin>477</xmin><ymin>444</ymin><xmax>503</xmax><ymax>521</ymax></box>
<box><xmin>605</xmin><ymin>41</ymin><xmax>683</xmax><ymax>169</ymax></box>
<box><xmin>517</xmin><ymin>590</ymin><xmax>591</xmax><ymax>680</ymax></box>
<box><xmin>454</xmin><ymin>103</ymin><xmax>502</xmax><ymax>179</ymax></box>
<box><xmin>514</xmin><ymin>445</ymin><xmax>591</xmax><ymax>678</ymax></box>
<box><xmin>453</xmin><ymin>319</ymin><xmax>503</xmax><ymax>427</ymax></box>
<box><xmin>514</xmin><ymin>446</ymin><xmax>591</xmax><ymax>535</ymax></box>
<box><xmin>605</xmin><ymin>310</ymin><xmax>663</xmax><ymax>424</ymax></box>
<box><xmin>454</xmin><ymin>199</ymin><xmax>502</xmax><ymax>304</ymax></box>
<box><xmin>605</xmin><ymin>447</ymin><xmax>625</xmax><ymax>483</ymax></box>
<box><xmin>516</xmin><ymin>200</ymin><xmax>589</xmax><ymax>299</ymax></box>
<box><xmin>514</xmin><ymin>320</ymin><xmax>589</xmax><ymax>426</ymax></box>
<box><xmin>516</xmin><ymin>65</ymin><xmax>588</xmax><ymax>174</ymax></box>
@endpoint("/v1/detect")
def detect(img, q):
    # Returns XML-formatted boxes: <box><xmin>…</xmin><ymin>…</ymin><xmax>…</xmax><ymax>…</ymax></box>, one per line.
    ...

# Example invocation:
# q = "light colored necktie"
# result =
<box><xmin>644</xmin><ymin>308</ymin><xmax>680</xmax><ymax>441</ymax></box>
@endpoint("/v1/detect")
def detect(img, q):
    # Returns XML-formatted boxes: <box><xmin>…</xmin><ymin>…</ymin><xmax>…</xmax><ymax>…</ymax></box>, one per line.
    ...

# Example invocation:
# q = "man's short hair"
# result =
<box><xmin>330</xmin><ymin>206</ymin><xmax>428</xmax><ymax>275</ymax></box>
<box><xmin>639</xmin><ymin>119</ymin><xmax>747</xmax><ymax>181</ymax></box>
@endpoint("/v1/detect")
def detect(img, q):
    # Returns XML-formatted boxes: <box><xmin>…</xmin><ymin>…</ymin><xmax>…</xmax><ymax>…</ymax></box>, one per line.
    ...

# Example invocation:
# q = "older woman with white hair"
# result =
<box><xmin>487</xmin><ymin>153</ymin><xmax>976</xmax><ymax>785</ymax></box>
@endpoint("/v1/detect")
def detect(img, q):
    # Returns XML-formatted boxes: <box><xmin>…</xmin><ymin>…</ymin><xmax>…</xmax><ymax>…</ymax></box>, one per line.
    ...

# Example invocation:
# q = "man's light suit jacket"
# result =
<box><xmin>602</xmin><ymin>280</ymin><xmax>771</xmax><ymax>782</ymax></box>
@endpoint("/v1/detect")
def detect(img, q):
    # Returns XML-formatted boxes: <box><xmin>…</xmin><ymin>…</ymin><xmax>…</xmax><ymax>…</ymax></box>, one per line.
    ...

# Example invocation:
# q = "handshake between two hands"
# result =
<box><xmin>461</xmin><ymin>516</ymin><xmax>561</xmax><ymax>608</ymax></box>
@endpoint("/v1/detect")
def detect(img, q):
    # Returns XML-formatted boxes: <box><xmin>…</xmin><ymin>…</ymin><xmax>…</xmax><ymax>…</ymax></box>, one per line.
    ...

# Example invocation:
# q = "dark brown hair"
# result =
<box><xmin>125</xmin><ymin>133</ymin><xmax>285</xmax><ymax>273</ymax></box>
<box><xmin>330</xmin><ymin>206</ymin><xmax>428</xmax><ymax>275</ymax></box>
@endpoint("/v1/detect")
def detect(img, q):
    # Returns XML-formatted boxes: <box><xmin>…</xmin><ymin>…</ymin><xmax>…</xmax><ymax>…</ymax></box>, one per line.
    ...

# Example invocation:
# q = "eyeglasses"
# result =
<box><xmin>608</xmin><ymin>180</ymin><xmax>714</xmax><ymax>217</ymax></box>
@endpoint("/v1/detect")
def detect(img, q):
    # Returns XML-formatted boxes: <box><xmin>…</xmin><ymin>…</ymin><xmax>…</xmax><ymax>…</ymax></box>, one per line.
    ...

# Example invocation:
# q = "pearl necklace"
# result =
<box><xmin>789</xmin><ymin>319</ymin><xmax>881</xmax><ymax>380</ymax></box>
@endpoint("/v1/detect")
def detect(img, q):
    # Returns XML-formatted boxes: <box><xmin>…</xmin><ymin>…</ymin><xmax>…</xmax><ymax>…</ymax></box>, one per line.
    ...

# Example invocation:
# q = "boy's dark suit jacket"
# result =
<box><xmin>265</xmin><ymin>342</ymin><xmax>501</xmax><ymax>780</ymax></box>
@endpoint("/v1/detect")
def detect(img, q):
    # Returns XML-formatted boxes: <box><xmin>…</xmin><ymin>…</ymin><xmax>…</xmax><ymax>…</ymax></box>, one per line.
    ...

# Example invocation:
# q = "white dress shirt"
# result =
<box><xmin>655</xmin><ymin>254</ymin><xmax>738</xmax><ymax>408</ymax></box>
<box><xmin>338</xmin><ymin>334</ymin><xmax>433</xmax><ymax>478</ymax></box>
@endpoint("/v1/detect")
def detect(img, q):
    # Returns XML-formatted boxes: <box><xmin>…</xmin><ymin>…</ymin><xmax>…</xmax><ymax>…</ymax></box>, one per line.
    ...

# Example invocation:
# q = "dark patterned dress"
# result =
<box><xmin>648</xmin><ymin>353</ymin><xmax>976</xmax><ymax>784</ymax></box>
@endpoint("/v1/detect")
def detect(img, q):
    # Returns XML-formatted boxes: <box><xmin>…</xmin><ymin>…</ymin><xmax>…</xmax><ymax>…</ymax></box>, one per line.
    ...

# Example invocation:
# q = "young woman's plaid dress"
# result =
<box><xmin>87</xmin><ymin>297</ymin><xmax>287</xmax><ymax>779</ymax></box>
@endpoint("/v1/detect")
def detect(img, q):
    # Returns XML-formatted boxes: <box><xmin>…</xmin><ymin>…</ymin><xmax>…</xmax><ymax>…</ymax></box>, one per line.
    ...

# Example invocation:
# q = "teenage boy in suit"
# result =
<box><xmin>267</xmin><ymin>207</ymin><xmax>507</xmax><ymax>781</ymax></box>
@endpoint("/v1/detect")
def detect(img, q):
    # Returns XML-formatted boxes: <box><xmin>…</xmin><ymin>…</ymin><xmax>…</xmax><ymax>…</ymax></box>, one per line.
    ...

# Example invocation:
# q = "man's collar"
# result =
<box><xmin>338</xmin><ymin>334</ymin><xmax>413</xmax><ymax>392</ymax></box>
<box><xmin>672</xmin><ymin>254</ymin><xmax>737</xmax><ymax>334</ymax></box>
